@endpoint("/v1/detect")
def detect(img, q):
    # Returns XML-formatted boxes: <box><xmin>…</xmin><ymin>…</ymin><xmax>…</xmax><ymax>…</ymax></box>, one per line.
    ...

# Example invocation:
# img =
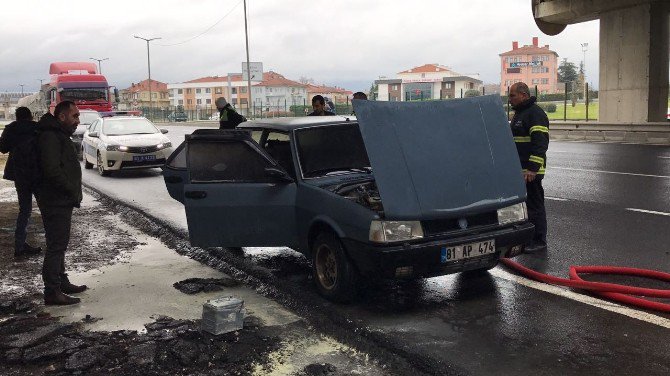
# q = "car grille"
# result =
<box><xmin>422</xmin><ymin>211</ymin><xmax>498</xmax><ymax>236</ymax></box>
<box><xmin>120</xmin><ymin>158</ymin><xmax>166</xmax><ymax>168</ymax></box>
<box><xmin>126</xmin><ymin>145</ymin><xmax>161</xmax><ymax>154</ymax></box>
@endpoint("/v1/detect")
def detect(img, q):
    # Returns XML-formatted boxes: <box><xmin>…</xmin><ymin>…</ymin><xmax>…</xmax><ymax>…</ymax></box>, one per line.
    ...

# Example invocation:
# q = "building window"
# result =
<box><xmin>187</xmin><ymin>99</ymin><xmax>192</xmax><ymax>105</ymax></box>
<box><xmin>178</xmin><ymin>89</ymin><xmax>183</xmax><ymax>94</ymax></box>
<box><xmin>196</xmin><ymin>88</ymin><xmax>201</xmax><ymax>94</ymax></box>
<box><xmin>232</xmin><ymin>98</ymin><xmax>237</xmax><ymax>105</ymax></box>
<box><xmin>168</xmin><ymin>91</ymin><xmax>174</xmax><ymax>97</ymax></box>
<box><xmin>215</xmin><ymin>87</ymin><xmax>222</xmax><ymax>94</ymax></box>
<box><xmin>445</xmin><ymin>83</ymin><xmax>452</xmax><ymax>89</ymax></box>
<box><xmin>152</xmin><ymin>93</ymin><xmax>157</xmax><ymax>98</ymax></box>
<box><xmin>421</xmin><ymin>73</ymin><xmax>425</xmax><ymax>78</ymax></box>
<box><xmin>186</xmin><ymin>89</ymin><xmax>191</xmax><ymax>94</ymax></box>
<box><xmin>196</xmin><ymin>99</ymin><xmax>202</xmax><ymax>105</ymax></box>
<box><xmin>240</xmin><ymin>87</ymin><xmax>247</xmax><ymax>94</ymax></box>
<box><xmin>507</xmin><ymin>68</ymin><xmax>521</xmax><ymax>74</ymax></box>
<box><xmin>541</xmin><ymin>78</ymin><xmax>549</xmax><ymax>84</ymax></box>
<box><xmin>206</xmin><ymin>99</ymin><xmax>211</xmax><ymax>105</ymax></box>
<box><xmin>232</xmin><ymin>88</ymin><xmax>237</xmax><ymax>94</ymax></box>
<box><xmin>205</xmin><ymin>88</ymin><xmax>211</xmax><ymax>93</ymax></box>
<box><xmin>178</xmin><ymin>99</ymin><xmax>183</xmax><ymax>105</ymax></box>
<box><xmin>240</xmin><ymin>98</ymin><xmax>248</xmax><ymax>104</ymax></box>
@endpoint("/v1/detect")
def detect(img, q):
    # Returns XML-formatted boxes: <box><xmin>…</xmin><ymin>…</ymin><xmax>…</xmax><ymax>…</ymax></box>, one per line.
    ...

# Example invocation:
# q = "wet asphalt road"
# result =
<box><xmin>81</xmin><ymin>124</ymin><xmax>670</xmax><ymax>375</ymax></box>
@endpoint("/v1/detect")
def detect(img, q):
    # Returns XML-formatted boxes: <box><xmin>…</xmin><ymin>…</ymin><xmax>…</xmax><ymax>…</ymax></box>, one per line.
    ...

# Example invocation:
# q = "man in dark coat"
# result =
<box><xmin>509</xmin><ymin>82</ymin><xmax>550</xmax><ymax>252</ymax></box>
<box><xmin>215</xmin><ymin>97</ymin><xmax>246</xmax><ymax>129</ymax></box>
<box><xmin>0</xmin><ymin>107</ymin><xmax>43</xmax><ymax>258</ymax></box>
<box><xmin>36</xmin><ymin>101</ymin><xmax>87</xmax><ymax>305</ymax></box>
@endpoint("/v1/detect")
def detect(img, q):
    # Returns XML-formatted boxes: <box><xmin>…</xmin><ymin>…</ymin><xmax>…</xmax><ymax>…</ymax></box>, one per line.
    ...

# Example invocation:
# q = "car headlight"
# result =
<box><xmin>157</xmin><ymin>142</ymin><xmax>172</xmax><ymax>149</ymax></box>
<box><xmin>369</xmin><ymin>220</ymin><xmax>424</xmax><ymax>243</ymax></box>
<box><xmin>106</xmin><ymin>145</ymin><xmax>128</xmax><ymax>151</ymax></box>
<box><xmin>497</xmin><ymin>203</ymin><xmax>527</xmax><ymax>225</ymax></box>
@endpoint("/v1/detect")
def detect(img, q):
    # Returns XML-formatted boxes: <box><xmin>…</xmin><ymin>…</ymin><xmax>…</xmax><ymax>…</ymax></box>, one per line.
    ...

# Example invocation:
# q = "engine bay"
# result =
<box><xmin>335</xmin><ymin>181</ymin><xmax>384</xmax><ymax>215</ymax></box>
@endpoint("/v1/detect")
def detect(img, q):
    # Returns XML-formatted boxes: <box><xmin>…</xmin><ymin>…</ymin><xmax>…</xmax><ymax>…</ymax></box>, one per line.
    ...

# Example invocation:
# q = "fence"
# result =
<box><xmin>501</xmin><ymin>82</ymin><xmax>598</xmax><ymax>121</ymax></box>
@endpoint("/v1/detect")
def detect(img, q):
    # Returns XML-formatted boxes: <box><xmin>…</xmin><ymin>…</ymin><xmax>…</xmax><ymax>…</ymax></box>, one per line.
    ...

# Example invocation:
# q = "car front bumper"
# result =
<box><xmin>341</xmin><ymin>222</ymin><xmax>534</xmax><ymax>279</ymax></box>
<box><xmin>102</xmin><ymin>148</ymin><xmax>173</xmax><ymax>170</ymax></box>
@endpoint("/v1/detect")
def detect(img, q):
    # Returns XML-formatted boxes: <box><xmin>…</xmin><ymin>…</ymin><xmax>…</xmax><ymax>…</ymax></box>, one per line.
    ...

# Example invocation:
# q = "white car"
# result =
<box><xmin>82</xmin><ymin>116</ymin><xmax>173</xmax><ymax>176</ymax></box>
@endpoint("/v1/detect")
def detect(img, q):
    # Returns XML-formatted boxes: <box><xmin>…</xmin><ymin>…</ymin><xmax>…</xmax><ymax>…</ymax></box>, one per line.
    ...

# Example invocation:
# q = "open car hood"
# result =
<box><xmin>353</xmin><ymin>95</ymin><xmax>525</xmax><ymax>220</ymax></box>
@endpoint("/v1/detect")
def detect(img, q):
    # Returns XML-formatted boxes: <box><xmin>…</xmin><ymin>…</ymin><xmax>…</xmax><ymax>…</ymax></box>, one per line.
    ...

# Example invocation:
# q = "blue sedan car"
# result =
<box><xmin>163</xmin><ymin>96</ymin><xmax>533</xmax><ymax>302</ymax></box>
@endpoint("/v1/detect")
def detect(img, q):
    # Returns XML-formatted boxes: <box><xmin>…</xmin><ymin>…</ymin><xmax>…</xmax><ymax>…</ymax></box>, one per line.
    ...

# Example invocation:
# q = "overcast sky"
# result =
<box><xmin>0</xmin><ymin>0</ymin><xmax>599</xmax><ymax>94</ymax></box>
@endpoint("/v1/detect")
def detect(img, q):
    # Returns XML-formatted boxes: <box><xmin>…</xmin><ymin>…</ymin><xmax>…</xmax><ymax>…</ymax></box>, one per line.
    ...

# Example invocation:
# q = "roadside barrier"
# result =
<box><xmin>501</xmin><ymin>258</ymin><xmax>670</xmax><ymax>313</ymax></box>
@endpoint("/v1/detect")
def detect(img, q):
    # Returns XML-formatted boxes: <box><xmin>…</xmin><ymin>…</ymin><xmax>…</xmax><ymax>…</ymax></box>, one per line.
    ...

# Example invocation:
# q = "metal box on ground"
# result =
<box><xmin>201</xmin><ymin>296</ymin><xmax>245</xmax><ymax>335</ymax></box>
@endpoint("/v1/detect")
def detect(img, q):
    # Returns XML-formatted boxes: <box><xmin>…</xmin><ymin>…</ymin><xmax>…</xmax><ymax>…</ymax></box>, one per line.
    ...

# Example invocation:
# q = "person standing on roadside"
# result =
<box><xmin>36</xmin><ymin>101</ymin><xmax>87</xmax><ymax>305</ymax></box>
<box><xmin>308</xmin><ymin>95</ymin><xmax>335</xmax><ymax>116</ymax></box>
<box><xmin>509</xmin><ymin>82</ymin><xmax>549</xmax><ymax>252</ymax></box>
<box><xmin>0</xmin><ymin>107</ymin><xmax>43</xmax><ymax>258</ymax></box>
<box><xmin>215</xmin><ymin>97</ymin><xmax>246</xmax><ymax>129</ymax></box>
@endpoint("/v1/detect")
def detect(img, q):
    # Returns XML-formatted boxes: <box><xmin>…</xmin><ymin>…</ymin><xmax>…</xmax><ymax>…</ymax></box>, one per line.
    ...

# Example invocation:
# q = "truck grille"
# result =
<box><xmin>422</xmin><ymin>211</ymin><xmax>498</xmax><ymax>236</ymax></box>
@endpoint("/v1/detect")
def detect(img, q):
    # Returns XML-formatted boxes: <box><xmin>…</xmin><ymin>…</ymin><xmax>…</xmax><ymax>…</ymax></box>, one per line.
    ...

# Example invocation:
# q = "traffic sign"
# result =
<box><xmin>242</xmin><ymin>62</ymin><xmax>263</xmax><ymax>82</ymax></box>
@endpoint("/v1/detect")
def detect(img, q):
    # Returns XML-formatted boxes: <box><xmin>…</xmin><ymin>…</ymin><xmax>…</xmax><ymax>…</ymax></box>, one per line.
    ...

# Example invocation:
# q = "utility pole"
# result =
<box><xmin>134</xmin><ymin>35</ymin><xmax>161</xmax><ymax>116</ymax></box>
<box><xmin>19</xmin><ymin>84</ymin><xmax>24</xmax><ymax>96</ymax></box>
<box><xmin>89</xmin><ymin>57</ymin><xmax>109</xmax><ymax>74</ymax></box>
<box><xmin>580</xmin><ymin>43</ymin><xmax>588</xmax><ymax>96</ymax></box>
<box><xmin>243</xmin><ymin>0</ymin><xmax>252</xmax><ymax>117</ymax></box>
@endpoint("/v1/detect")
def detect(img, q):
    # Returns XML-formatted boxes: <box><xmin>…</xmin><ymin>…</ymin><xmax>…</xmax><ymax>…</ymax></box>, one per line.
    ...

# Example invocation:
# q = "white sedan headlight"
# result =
<box><xmin>157</xmin><ymin>142</ymin><xmax>172</xmax><ymax>149</ymax></box>
<box><xmin>369</xmin><ymin>220</ymin><xmax>424</xmax><ymax>243</ymax></box>
<box><xmin>497</xmin><ymin>203</ymin><xmax>527</xmax><ymax>225</ymax></box>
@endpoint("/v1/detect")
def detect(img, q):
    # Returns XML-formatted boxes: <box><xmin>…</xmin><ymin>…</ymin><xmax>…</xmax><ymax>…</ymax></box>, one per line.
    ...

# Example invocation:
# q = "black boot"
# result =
<box><xmin>22</xmin><ymin>243</ymin><xmax>43</xmax><ymax>255</ymax></box>
<box><xmin>61</xmin><ymin>274</ymin><xmax>87</xmax><ymax>294</ymax></box>
<box><xmin>44</xmin><ymin>290</ymin><xmax>81</xmax><ymax>306</ymax></box>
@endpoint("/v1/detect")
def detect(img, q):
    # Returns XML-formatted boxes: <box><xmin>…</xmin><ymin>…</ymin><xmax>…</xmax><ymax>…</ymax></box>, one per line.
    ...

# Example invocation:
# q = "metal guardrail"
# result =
<box><xmin>550</xmin><ymin>121</ymin><xmax>670</xmax><ymax>132</ymax></box>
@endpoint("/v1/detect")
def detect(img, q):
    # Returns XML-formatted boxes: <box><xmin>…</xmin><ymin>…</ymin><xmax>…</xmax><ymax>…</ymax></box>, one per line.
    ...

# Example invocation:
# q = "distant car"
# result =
<box><xmin>82</xmin><ymin>116</ymin><xmax>173</xmax><ymax>176</ymax></box>
<box><xmin>162</xmin><ymin>96</ymin><xmax>534</xmax><ymax>302</ymax></box>
<box><xmin>168</xmin><ymin>112</ymin><xmax>188</xmax><ymax>122</ymax></box>
<box><xmin>72</xmin><ymin>110</ymin><xmax>101</xmax><ymax>160</ymax></box>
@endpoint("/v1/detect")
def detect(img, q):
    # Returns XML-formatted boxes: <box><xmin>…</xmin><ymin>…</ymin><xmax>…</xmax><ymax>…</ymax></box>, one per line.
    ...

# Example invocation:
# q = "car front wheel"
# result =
<box><xmin>84</xmin><ymin>158</ymin><xmax>93</xmax><ymax>169</ymax></box>
<box><xmin>97</xmin><ymin>152</ymin><xmax>111</xmax><ymax>177</ymax></box>
<box><xmin>312</xmin><ymin>232</ymin><xmax>358</xmax><ymax>302</ymax></box>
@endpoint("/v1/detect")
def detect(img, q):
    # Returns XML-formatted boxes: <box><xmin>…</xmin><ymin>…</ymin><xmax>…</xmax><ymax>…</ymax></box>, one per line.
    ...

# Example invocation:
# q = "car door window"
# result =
<box><xmin>262</xmin><ymin>132</ymin><xmax>295</xmax><ymax>178</ymax></box>
<box><xmin>188</xmin><ymin>140</ymin><xmax>276</xmax><ymax>183</ymax></box>
<box><xmin>166</xmin><ymin>142</ymin><xmax>186</xmax><ymax>170</ymax></box>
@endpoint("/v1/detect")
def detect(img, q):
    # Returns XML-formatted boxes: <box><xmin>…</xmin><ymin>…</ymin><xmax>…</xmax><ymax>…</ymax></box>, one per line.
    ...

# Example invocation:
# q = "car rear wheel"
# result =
<box><xmin>97</xmin><ymin>152</ymin><xmax>111</xmax><ymax>177</ymax></box>
<box><xmin>312</xmin><ymin>232</ymin><xmax>358</xmax><ymax>302</ymax></box>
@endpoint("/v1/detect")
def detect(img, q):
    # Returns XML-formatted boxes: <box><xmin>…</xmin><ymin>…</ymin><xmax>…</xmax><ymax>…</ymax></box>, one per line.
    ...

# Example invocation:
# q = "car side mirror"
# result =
<box><xmin>88</xmin><ymin>132</ymin><xmax>99</xmax><ymax>138</ymax></box>
<box><xmin>264</xmin><ymin>167</ymin><xmax>293</xmax><ymax>183</ymax></box>
<box><xmin>160</xmin><ymin>129</ymin><xmax>169</xmax><ymax>134</ymax></box>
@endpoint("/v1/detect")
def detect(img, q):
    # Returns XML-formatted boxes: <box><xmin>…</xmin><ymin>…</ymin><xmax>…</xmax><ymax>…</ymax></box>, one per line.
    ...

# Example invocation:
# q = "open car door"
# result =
<box><xmin>183</xmin><ymin>130</ymin><xmax>298</xmax><ymax>248</ymax></box>
<box><xmin>162</xmin><ymin>141</ymin><xmax>188</xmax><ymax>203</ymax></box>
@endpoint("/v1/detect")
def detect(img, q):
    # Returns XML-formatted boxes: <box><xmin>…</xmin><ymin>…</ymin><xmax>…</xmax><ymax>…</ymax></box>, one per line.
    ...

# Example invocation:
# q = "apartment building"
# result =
<box><xmin>305</xmin><ymin>84</ymin><xmax>353</xmax><ymax>104</ymax></box>
<box><xmin>375</xmin><ymin>64</ymin><xmax>482</xmax><ymax>101</ymax></box>
<box><xmin>121</xmin><ymin>79</ymin><xmax>170</xmax><ymax>109</ymax></box>
<box><xmin>167</xmin><ymin>75</ymin><xmax>249</xmax><ymax>112</ymax></box>
<box><xmin>499</xmin><ymin>37</ymin><xmax>560</xmax><ymax>94</ymax></box>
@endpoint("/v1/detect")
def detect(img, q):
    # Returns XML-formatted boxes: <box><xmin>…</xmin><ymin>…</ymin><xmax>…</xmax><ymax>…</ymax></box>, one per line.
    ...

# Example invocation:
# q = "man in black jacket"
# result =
<box><xmin>509</xmin><ymin>82</ymin><xmax>549</xmax><ymax>252</ymax></box>
<box><xmin>37</xmin><ymin>101</ymin><xmax>87</xmax><ymax>305</ymax></box>
<box><xmin>0</xmin><ymin>107</ymin><xmax>43</xmax><ymax>258</ymax></box>
<box><xmin>308</xmin><ymin>95</ymin><xmax>336</xmax><ymax>116</ymax></box>
<box><xmin>215</xmin><ymin>97</ymin><xmax>246</xmax><ymax>129</ymax></box>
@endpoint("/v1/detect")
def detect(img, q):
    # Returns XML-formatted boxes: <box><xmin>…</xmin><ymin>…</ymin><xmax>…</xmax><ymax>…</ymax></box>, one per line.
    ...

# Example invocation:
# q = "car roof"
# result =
<box><xmin>238</xmin><ymin>116</ymin><xmax>357</xmax><ymax>132</ymax></box>
<box><xmin>102</xmin><ymin>116</ymin><xmax>150</xmax><ymax>122</ymax></box>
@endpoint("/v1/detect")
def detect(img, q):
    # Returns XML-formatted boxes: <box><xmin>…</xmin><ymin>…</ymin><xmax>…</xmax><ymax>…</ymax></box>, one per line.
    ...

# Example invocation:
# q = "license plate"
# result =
<box><xmin>441</xmin><ymin>239</ymin><xmax>496</xmax><ymax>263</ymax></box>
<box><xmin>132</xmin><ymin>155</ymin><xmax>156</xmax><ymax>162</ymax></box>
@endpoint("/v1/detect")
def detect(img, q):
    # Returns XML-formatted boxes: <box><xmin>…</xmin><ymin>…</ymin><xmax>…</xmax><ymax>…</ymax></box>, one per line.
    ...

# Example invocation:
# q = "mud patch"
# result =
<box><xmin>0</xmin><ymin>314</ymin><xmax>281</xmax><ymax>375</ymax></box>
<box><xmin>173</xmin><ymin>277</ymin><xmax>241</xmax><ymax>295</ymax></box>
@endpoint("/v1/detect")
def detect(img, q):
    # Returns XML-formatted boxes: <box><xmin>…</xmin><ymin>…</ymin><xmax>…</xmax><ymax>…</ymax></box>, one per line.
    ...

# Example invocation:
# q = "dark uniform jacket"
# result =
<box><xmin>0</xmin><ymin>119</ymin><xmax>38</xmax><ymax>181</ymax></box>
<box><xmin>36</xmin><ymin>114</ymin><xmax>82</xmax><ymax>208</ymax></box>
<box><xmin>510</xmin><ymin>96</ymin><xmax>549</xmax><ymax>178</ymax></box>
<box><xmin>219</xmin><ymin>104</ymin><xmax>247</xmax><ymax>129</ymax></box>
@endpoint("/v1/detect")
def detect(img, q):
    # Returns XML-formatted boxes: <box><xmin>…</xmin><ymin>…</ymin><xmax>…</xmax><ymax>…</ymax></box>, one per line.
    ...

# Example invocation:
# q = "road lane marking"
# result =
<box><xmin>549</xmin><ymin>166</ymin><xmax>670</xmax><ymax>179</ymax></box>
<box><xmin>626</xmin><ymin>208</ymin><xmax>670</xmax><ymax>217</ymax></box>
<box><xmin>491</xmin><ymin>268</ymin><xmax>670</xmax><ymax>329</ymax></box>
<box><xmin>546</xmin><ymin>196</ymin><xmax>569</xmax><ymax>201</ymax></box>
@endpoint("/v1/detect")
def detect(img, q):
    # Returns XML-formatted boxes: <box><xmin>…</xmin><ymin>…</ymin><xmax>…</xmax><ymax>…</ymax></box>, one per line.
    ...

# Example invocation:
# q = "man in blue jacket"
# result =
<box><xmin>0</xmin><ymin>107</ymin><xmax>43</xmax><ymax>258</ymax></box>
<box><xmin>509</xmin><ymin>82</ymin><xmax>549</xmax><ymax>252</ymax></box>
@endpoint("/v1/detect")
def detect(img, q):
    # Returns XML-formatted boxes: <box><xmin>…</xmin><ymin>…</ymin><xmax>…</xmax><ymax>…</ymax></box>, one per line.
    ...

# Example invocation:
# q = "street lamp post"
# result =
<box><xmin>19</xmin><ymin>84</ymin><xmax>24</xmax><ymax>96</ymax></box>
<box><xmin>243</xmin><ymin>0</ymin><xmax>252</xmax><ymax>117</ymax></box>
<box><xmin>580</xmin><ymin>43</ymin><xmax>588</xmax><ymax>93</ymax></box>
<box><xmin>89</xmin><ymin>57</ymin><xmax>109</xmax><ymax>74</ymax></box>
<box><xmin>134</xmin><ymin>35</ymin><xmax>161</xmax><ymax>117</ymax></box>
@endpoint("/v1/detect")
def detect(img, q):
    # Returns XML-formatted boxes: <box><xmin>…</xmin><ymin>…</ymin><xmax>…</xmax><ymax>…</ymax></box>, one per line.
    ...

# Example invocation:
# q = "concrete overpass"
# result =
<box><xmin>533</xmin><ymin>0</ymin><xmax>669</xmax><ymax>124</ymax></box>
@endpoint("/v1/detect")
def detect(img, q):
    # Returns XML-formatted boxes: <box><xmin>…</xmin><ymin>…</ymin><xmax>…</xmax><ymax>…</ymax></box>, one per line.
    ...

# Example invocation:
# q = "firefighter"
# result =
<box><xmin>509</xmin><ymin>82</ymin><xmax>549</xmax><ymax>252</ymax></box>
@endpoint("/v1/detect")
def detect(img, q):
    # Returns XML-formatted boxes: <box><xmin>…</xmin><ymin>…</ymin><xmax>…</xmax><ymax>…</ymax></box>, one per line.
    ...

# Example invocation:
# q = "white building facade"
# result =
<box><xmin>375</xmin><ymin>64</ymin><xmax>483</xmax><ymax>101</ymax></box>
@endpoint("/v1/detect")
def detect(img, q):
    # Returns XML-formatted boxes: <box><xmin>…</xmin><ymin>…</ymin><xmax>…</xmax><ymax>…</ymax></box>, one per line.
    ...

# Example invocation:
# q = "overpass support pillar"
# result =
<box><xmin>599</xmin><ymin>2</ymin><xmax>669</xmax><ymax>123</ymax></box>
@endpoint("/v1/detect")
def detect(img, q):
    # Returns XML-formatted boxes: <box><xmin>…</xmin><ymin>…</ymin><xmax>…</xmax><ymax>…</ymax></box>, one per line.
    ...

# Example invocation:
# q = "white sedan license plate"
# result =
<box><xmin>441</xmin><ymin>239</ymin><xmax>496</xmax><ymax>263</ymax></box>
<box><xmin>133</xmin><ymin>155</ymin><xmax>156</xmax><ymax>162</ymax></box>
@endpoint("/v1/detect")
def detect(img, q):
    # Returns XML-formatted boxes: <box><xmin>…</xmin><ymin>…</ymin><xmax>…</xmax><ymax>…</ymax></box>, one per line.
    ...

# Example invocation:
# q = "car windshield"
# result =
<box><xmin>79</xmin><ymin>111</ymin><xmax>100</xmax><ymax>125</ymax></box>
<box><xmin>102</xmin><ymin>118</ymin><xmax>159</xmax><ymax>136</ymax></box>
<box><xmin>295</xmin><ymin>123</ymin><xmax>371</xmax><ymax>178</ymax></box>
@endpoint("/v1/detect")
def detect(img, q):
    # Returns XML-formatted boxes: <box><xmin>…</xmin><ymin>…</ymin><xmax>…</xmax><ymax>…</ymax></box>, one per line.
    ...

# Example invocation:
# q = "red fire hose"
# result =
<box><xmin>501</xmin><ymin>258</ymin><xmax>670</xmax><ymax>313</ymax></box>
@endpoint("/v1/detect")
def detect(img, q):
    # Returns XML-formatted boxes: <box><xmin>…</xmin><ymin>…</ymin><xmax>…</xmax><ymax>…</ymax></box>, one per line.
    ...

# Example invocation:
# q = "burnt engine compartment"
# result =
<box><xmin>335</xmin><ymin>181</ymin><xmax>384</xmax><ymax>215</ymax></box>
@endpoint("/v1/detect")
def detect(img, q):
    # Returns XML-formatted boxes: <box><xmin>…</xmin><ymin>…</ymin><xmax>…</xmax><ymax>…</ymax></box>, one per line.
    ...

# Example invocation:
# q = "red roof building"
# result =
<box><xmin>499</xmin><ymin>37</ymin><xmax>560</xmax><ymax>94</ymax></box>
